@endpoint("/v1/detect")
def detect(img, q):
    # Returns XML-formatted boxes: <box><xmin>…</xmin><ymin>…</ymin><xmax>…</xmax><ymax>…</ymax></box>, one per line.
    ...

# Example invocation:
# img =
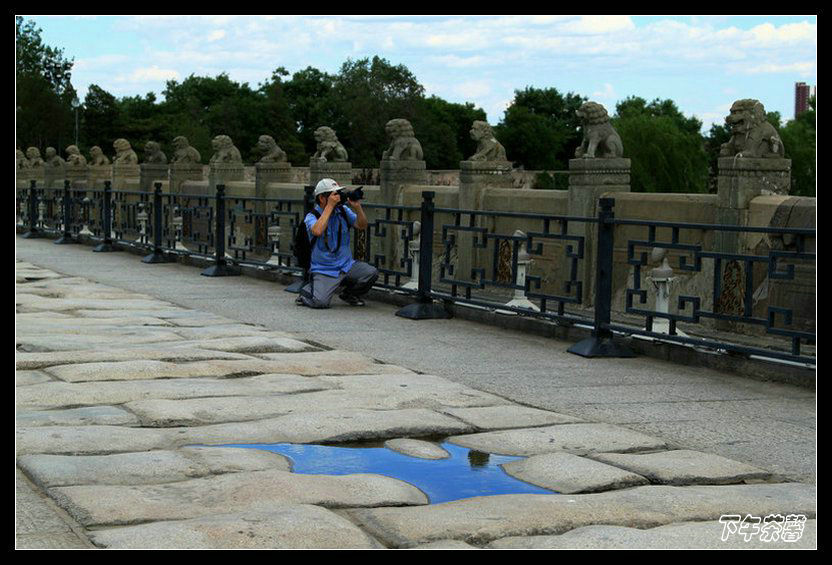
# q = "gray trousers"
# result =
<box><xmin>299</xmin><ymin>261</ymin><xmax>379</xmax><ymax>309</ymax></box>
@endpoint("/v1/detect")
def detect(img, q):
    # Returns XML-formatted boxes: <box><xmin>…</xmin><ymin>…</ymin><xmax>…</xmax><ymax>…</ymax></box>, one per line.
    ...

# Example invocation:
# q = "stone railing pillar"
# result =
<box><xmin>568</xmin><ymin>157</ymin><xmax>631</xmax><ymax>306</ymax></box>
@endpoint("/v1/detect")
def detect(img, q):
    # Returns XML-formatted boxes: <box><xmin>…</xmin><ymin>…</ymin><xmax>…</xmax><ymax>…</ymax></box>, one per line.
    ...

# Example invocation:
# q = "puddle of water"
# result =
<box><xmin>211</xmin><ymin>441</ymin><xmax>555</xmax><ymax>504</ymax></box>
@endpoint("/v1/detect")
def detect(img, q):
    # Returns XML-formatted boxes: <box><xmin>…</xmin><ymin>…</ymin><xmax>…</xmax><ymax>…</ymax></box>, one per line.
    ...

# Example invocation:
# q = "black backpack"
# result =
<box><xmin>293</xmin><ymin>208</ymin><xmax>349</xmax><ymax>270</ymax></box>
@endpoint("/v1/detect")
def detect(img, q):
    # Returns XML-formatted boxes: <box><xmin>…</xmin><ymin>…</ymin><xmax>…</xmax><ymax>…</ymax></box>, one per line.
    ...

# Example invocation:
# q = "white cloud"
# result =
<box><xmin>743</xmin><ymin>61</ymin><xmax>816</xmax><ymax>76</ymax></box>
<box><xmin>206</xmin><ymin>29</ymin><xmax>226</xmax><ymax>42</ymax></box>
<box><xmin>453</xmin><ymin>80</ymin><xmax>492</xmax><ymax>100</ymax></box>
<box><xmin>592</xmin><ymin>83</ymin><xmax>617</xmax><ymax>100</ymax></box>
<box><xmin>115</xmin><ymin>66</ymin><xmax>180</xmax><ymax>84</ymax></box>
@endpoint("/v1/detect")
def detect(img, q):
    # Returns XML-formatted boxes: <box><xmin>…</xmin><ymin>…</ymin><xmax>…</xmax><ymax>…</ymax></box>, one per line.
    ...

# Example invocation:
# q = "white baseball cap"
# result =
<box><xmin>314</xmin><ymin>178</ymin><xmax>346</xmax><ymax>198</ymax></box>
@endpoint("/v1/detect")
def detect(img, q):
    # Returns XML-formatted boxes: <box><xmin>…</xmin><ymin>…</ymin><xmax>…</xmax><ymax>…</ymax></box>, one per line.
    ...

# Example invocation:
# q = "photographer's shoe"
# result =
<box><xmin>339</xmin><ymin>292</ymin><xmax>365</xmax><ymax>306</ymax></box>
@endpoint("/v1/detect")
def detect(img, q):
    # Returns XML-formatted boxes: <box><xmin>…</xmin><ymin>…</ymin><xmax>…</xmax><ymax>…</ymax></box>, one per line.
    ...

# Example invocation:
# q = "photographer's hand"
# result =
<box><xmin>348</xmin><ymin>198</ymin><xmax>368</xmax><ymax>230</ymax></box>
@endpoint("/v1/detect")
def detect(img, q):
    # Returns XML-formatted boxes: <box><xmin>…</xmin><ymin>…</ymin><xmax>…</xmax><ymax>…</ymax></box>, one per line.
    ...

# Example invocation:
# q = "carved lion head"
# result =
<box><xmin>576</xmin><ymin>102</ymin><xmax>611</xmax><ymax>126</ymax></box>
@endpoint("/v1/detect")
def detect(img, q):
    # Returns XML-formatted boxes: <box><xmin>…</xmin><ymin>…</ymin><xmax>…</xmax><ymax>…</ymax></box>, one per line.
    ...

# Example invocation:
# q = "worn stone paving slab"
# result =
<box><xmin>16</xmin><ymin>297</ymin><xmax>184</xmax><ymax>313</ymax></box>
<box><xmin>15</xmin><ymin>347</ymin><xmax>255</xmax><ymax>371</ymax></box>
<box><xmin>15</xmin><ymin>374</ymin><xmax>333</xmax><ymax>411</ymax></box>
<box><xmin>18</xmin><ymin>446</ymin><xmax>291</xmax><ymax>488</ymax></box>
<box><xmin>17</xmin><ymin>408</ymin><xmax>475</xmax><ymax>455</ymax></box>
<box><xmin>15</xmin><ymin>370</ymin><xmax>52</xmax><ymax>387</ymax></box>
<box><xmin>345</xmin><ymin>483</ymin><xmax>816</xmax><ymax>547</ymax></box>
<box><xmin>125</xmin><ymin>374</ymin><xmax>509</xmax><ymax>426</ymax></box>
<box><xmin>73</xmin><ymin>309</ymin><xmax>243</xmax><ymax>325</ymax></box>
<box><xmin>16</xmin><ymin>331</ymin><xmax>188</xmax><ymax>352</ymax></box>
<box><xmin>486</xmin><ymin>519</ymin><xmax>817</xmax><ymax>549</ymax></box>
<box><xmin>501</xmin><ymin>452</ymin><xmax>650</xmax><ymax>494</ymax></box>
<box><xmin>384</xmin><ymin>439</ymin><xmax>451</xmax><ymax>460</ymax></box>
<box><xmin>17</xmin><ymin>406</ymin><xmax>141</xmax><ymax>428</ymax></box>
<box><xmin>448</xmin><ymin>423</ymin><xmax>669</xmax><ymax>456</ymax></box>
<box><xmin>15</xmin><ymin>469</ymin><xmax>92</xmax><ymax>549</ymax></box>
<box><xmin>88</xmin><ymin>507</ymin><xmax>385</xmax><ymax>549</ymax></box>
<box><xmin>439</xmin><ymin>405</ymin><xmax>583</xmax><ymax>430</ymax></box>
<box><xmin>16</xmin><ymin>317</ymin><xmax>175</xmax><ymax>331</ymax></box>
<box><xmin>166</xmin><ymin>334</ymin><xmax>320</xmax><ymax>354</ymax></box>
<box><xmin>17</xmin><ymin>425</ymin><xmax>173</xmax><ymax>456</ymax></box>
<box><xmin>179</xmin><ymin>407</ymin><xmax>476</xmax><ymax>446</ymax></box>
<box><xmin>42</xmin><ymin>351</ymin><xmax>410</xmax><ymax>383</ymax></box>
<box><xmin>589</xmin><ymin>450</ymin><xmax>775</xmax><ymax>485</ymax></box>
<box><xmin>51</xmin><ymin>469</ymin><xmax>429</xmax><ymax>527</ymax></box>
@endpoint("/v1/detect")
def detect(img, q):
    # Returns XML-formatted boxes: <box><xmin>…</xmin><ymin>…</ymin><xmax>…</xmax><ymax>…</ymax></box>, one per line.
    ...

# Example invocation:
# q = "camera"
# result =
<box><xmin>337</xmin><ymin>186</ymin><xmax>364</xmax><ymax>205</ymax></box>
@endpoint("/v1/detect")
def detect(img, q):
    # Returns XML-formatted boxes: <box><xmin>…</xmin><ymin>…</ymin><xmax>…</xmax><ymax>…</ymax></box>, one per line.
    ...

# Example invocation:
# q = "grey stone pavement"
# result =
<box><xmin>15</xmin><ymin>236</ymin><xmax>817</xmax><ymax>549</ymax></box>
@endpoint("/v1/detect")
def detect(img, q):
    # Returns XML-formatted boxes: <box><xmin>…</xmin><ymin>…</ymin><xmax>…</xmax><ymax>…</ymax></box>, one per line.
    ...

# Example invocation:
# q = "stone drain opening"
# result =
<box><xmin>207</xmin><ymin>440</ymin><xmax>557</xmax><ymax>504</ymax></box>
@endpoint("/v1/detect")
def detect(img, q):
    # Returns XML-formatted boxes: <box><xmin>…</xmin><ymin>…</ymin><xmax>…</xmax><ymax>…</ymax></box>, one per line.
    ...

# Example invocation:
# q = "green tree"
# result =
<box><xmin>330</xmin><ymin>56</ymin><xmax>425</xmax><ymax>168</ymax></box>
<box><xmin>495</xmin><ymin>87</ymin><xmax>586</xmax><ymax>171</ymax></box>
<box><xmin>612</xmin><ymin>96</ymin><xmax>709</xmax><ymax>193</ymax></box>
<box><xmin>80</xmin><ymin>85</ymin><xmax>121</xmax><ymax>154</ymax></box>
<box><xmin>413</xmin><ymin>97</ymin><xmax>487</xmax><ymax>169</ymax></box>
<box><xmin>16</xmin><ymin>16</ymin><xmax>77</xmax><ymax>152</ymax></box>
<box><xmin>780</xmin><ymin>98</ymin><xmax>816</xmax><ymax>197</ymax></box>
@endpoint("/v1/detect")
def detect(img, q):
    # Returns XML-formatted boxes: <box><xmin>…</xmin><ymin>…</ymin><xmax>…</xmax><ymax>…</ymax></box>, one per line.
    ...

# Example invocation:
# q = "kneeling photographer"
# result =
<box><xmin>297</xmin><ymin>178</ymin><xmax>379</xmax><ymax>308</ymax></box>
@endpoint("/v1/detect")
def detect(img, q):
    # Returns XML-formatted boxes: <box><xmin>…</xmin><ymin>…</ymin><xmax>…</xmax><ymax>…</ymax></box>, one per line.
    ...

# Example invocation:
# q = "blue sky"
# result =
<box><xmin>22</xmin><ymin>15</ymin><xmax>817</xmax><ymax>132</ymax></box>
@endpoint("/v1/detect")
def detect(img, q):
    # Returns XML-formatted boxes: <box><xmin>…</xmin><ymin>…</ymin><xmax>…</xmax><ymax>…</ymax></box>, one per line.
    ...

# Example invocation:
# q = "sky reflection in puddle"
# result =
<box><xmin>215</xmin><ymin>441</ymin><xmax>555</xmax><ymax>504</ymax></box>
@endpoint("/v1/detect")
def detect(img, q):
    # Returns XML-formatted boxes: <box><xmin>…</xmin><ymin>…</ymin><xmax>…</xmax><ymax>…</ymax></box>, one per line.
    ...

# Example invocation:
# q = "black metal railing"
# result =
<box><xmin>17</xmin><ymin>183</ymin><xmax>815</xmax><ymax>366</ymax></box>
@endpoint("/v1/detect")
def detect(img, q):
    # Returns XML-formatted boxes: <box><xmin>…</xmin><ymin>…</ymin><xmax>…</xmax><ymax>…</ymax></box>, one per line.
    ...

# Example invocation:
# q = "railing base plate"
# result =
<box><xmin>396</xmin><ymin>301</ymin><xmax>452</xmax><ymax>320</ymax></box>
<box><xmin>93</xmin><ymin>242</ymin><xmax>118</xmax><ymax>253</ymax></box>
<box><xmin>53</xmin><ymin>236</ymin><xmax>76</xmax><ymax>245</ymax></box>
<box><xmin>201</xmin><ymin>264</ymin><xmax>240</xmax><ymax>277</ymax></box>
<box><xmin>142</xmin><ymin>252</ymin><xmax>169</xmax><ymax>263</ymax></box>
<box><xmin>568</xmin><ymin>336</ymin><xmax>636</xmax><ymax>358</ymax></box>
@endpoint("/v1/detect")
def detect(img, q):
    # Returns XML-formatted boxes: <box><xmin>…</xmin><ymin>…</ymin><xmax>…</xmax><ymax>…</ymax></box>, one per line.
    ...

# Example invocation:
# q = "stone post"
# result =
<box><xmin>309</xmin><ymin>160</ymin><xmax>352</xmax><ymax>187</ymax></box>
<box><xmin>567</xmin><ymin>157</ymin><xmax>631</xmax><ymax>306</ymax></box>
<box><xmin>88</xmin><ymin>165</ymin><xmax>113</xmax><ymax>190</ymax></box>
<box><xmin>44</xmin><ymin>162</ymin><xmax>66</xmax><ymax>189</ymax></box>
<box><xmin>65</xmin><ymin>164</ymin><xmax>88</xmax><ymax>189</ymax></box>
<box><xmin>379</xmin><ymin>159</ymin><xmax>426</xmax><ymax>271</ymax></box>
<box><xmin>111</xmin><ymin>163</ymin><xmax>140</xmax><ymax>191</ymax></box>
<box><xmin>714</xmin><ymin>156</ymin><xmax>791</xmax><ymax>320</ymax></box>
<box><xmin>715</xmin><ymin>157</ymin><xmax>791</xmax><ymax>255</ymax></box>
<box><xmin>140</xmin><ymin>163</ymin><xmax>170</xmax><ymax>194</ymax></box>
<box><xmin>256</xmin><ymin>161</ymin><xmax>293</xmax><ymax>197</ymax></box>
<box><xmin>457</xmin><ymin>160</ymin><xmax>514</xmax><ymax>286</ymax></box>
<box><xmin>169</xmin><ymin>163</ymin><xmax>205</xmax><ymax>196</ymax></box>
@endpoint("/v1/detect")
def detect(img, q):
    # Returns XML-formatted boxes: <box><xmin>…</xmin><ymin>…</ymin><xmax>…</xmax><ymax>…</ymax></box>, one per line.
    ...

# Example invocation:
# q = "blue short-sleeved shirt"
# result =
<box><xmin>305</xmin><ymin>205</ymin><xmax>357</xmax><ymax>277</ymax></box>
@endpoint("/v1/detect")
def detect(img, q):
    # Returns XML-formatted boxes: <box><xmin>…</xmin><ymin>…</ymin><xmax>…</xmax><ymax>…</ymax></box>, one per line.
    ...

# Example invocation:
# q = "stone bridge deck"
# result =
<box><xmin>15</xmin><ymin>236</ymin><xmax>816</xmax><ymax>549</ymax></box>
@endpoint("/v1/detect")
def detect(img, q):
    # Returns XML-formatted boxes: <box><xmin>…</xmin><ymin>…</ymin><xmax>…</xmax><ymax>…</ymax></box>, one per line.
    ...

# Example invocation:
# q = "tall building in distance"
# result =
<box><xmin>794</xmin><ymin>82</ymin><xmax>816</xmax><ymax>117</ymax></box>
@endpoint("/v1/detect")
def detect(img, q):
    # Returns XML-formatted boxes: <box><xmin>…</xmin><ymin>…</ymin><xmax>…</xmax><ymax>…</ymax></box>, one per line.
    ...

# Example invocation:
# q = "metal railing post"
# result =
<box><xmin>396</xmin><ymin>191</ymin><xmax>451</xmax><ymax>319</ymax></box>
<box><xmin>21</xmin><ymin>180</ymin><xmax>41</xmax><ymax>239</ymax></box>
<box><xmin>568</xmin><ymin>198</ymin><xmax>635</xmax><ymax>357</ymax></box>
<box><xmin>201</xmin><ymin>184</ymin><xmax>239</xmax><ymax>277</ymax></box>
<box><xmin>54</xmin><ymin>180</ymin><xmax>76</xmax><ymax>245</ymax></box>
<box><xmin>142</xmin><ymin>182</ymin><xmax>169</xmax><ymax>263</ymax></box>
<box><xmin>93</xmin><ymin>181</ymin><xmax>117</xmax><ymax>252</ymax></box>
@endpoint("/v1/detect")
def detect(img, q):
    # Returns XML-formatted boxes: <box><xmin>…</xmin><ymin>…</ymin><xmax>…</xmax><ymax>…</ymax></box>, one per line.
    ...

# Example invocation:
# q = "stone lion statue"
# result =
<box><xmin>17</xmin><ymin>149</ymin><xmax>27</xmax><ymax>169</ymax></box>
<box><xmin>44</xmin><ymin>147</ymin><xmax>65</xmax><ymax>167</ymax></box>
<box><xmin>89</xmin><ymin>146</ymin><xmax>110</xmax><ymax>166</ymax></box>
<box><xmin>311</xmin><ymin>126</ymin><xmax>348</xmax><ymax>163</ymax></box>
<box><xmin>113</xmin><ymin>138</ymin><xmax>138</xmax><ymax>164</ymax></box>
<box><xmin>65</xmin><ymin>145</ymin><xmax>87</xmax><ymax>166</ymax></box>
<box><xmin>256</xmin><ymin>135</ymin><xmax>287</xmax><ymax>163</ymax></box>
<box><xmin>143</xmin><ymin>141</ymin><xmax>168</xmax><ymax>164</ymax></box>
<box><xmin>25</xmin><ymin>147</ymin><xmax>44</xmax><ymax>168</ymax></box>
<box><xmin>209</xmin><ymin>135</ymin><xmax>242</xmax><ymax>164</ymax></box>
<box><xmin>468</xmin><ymin>120</ymin><xmax>508</xmax><ymax>161</ymax></box>
<box><xmin>171</xmin><ymin>136</ymin><xmax>201</xmax><ymax>164</ymax></box>
<box><xmin>719</xmin><ymin>99</ymin><xmax>785</xmax><ymax>159</ymax></box>
<box><xmin>574</xmin><ymin>102</ymin><xmax>624</xmax><ymax>159</ymax></box>
<box><xmin>382</xmin><ymin>118</ymin><xmax>423</xmax><ymax>161</ymax></box>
